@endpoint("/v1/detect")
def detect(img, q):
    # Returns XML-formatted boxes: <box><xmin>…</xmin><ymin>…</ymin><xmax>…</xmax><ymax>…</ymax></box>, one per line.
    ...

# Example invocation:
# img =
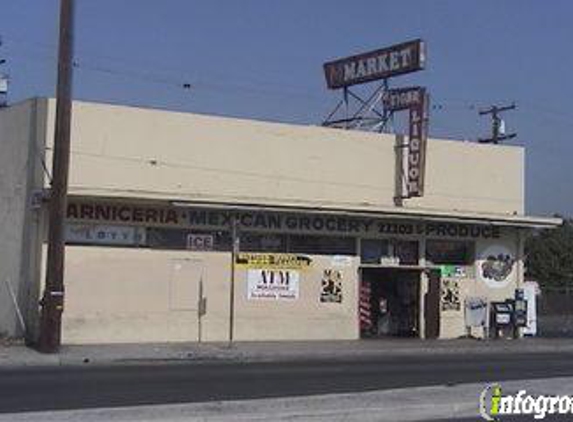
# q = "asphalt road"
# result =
<box><xmin>1</xmin><ymin>352</ymin><xmax>573</xmax><ymax>414</ymax></box>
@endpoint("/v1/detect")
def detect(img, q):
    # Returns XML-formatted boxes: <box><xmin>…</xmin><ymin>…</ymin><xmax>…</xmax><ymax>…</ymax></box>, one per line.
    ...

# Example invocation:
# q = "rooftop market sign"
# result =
<box><xmin>323</xmin><ymin>39</ymin><xmax>425</xmax><ymax>89</ymax></box>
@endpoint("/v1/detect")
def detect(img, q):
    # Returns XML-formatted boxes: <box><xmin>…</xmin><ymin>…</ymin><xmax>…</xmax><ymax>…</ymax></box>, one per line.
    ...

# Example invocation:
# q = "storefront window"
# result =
<box><xmin>240</xmin><ymin>232</ymin><xmax>287</xmax><ymax>252</ymax></box>
<box><xmin>426</xmin><ymin>240</ymin><xmax>474</xmax><ymax>265</ymax></box>
<box><xmin>394</xmin><ymin>240</ymin><xmax>419</xmax><ymax>265</ymax></box>
<box><xmin>147</xmin><ymin>228</ymin><xmax>231</xmax><ymax>251</ymax></box>
<box><xmin>360</xmin><ymin>239</ymin><xmax>391</xmax><ymax>264</ymax></box>
<box><xmin>288</xmin><ymin>235</ymin><xmax>356</xmax><ymax>255</ymax></box>
<box><xmin>65</xmin><ymin>223</ymin><xmax>146</xmax><ymax>247</ymax></box>
<box><xmin>142</xmin><ymin>229</ymin><xmax>357</xmax><ymax>255</ymax></box>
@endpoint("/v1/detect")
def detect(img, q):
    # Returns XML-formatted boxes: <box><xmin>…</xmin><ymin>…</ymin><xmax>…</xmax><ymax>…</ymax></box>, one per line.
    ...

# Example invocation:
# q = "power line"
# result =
<box><xmin>72</xmin><ymin>61</ymin><xmax>193</xmax><ymax>90</ymax></box>
<box><xmin>10</xmin><ymin>48</ymin><xmax>329</xmax><ymax>105</ymax></box>
<box><xmin>4</xmin><ymin>36</ymin><xmax>327</xmax><ymax>103</ymax></box>
<box><xmin>478</xmin><ymin>103</ymin><xmax>517</xmax><ymax>144</ymax></box>
<box><xmin>6</xmin><ymin>35</ymin><xmax>573</xmax><ymax>119</ymax></box>
<box><xmin>6</xmin><ymin>35</ymin><xmax>573</xmax><ymax>146</ymax></box>
<box><xmin>12</xmin><ymin>39</ymin><xmax>572</xmax><ymax>127</ymax></box>
<box><xmin>7</xmin><ymin>34</ymin><xmax>315</xmax><ymax>95</ymax></box>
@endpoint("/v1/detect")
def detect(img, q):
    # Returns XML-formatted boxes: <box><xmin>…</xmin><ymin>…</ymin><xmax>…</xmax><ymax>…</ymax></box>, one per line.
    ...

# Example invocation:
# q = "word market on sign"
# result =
<box><xmin>323</xmin><ymin>39</ymin><xmax>425</xmax><ymax>89</ymax></box>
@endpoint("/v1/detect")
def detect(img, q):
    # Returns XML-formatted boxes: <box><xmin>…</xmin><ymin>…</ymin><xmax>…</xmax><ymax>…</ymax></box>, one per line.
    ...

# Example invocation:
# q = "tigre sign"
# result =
<box><xmin>323</xmin><ymin>39</ymin><xmax>425</xmax><ymax>89</ymax></box>
<box><xmin>382</xmin><ymin>86</ymin><xmax>425</xmax><ymax>111</ymax></box>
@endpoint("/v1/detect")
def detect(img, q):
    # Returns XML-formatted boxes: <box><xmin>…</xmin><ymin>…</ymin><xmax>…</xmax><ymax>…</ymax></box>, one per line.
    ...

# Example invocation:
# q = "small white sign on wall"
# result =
<box><xmin>330</xmin><ymin>255</ymin><xmax>353</xmax><ymax>268</ymax></box>
<box><xmin>247</xmin><ymin>269</ymin><xmax>299</xmax><ymax>300</ymax></box>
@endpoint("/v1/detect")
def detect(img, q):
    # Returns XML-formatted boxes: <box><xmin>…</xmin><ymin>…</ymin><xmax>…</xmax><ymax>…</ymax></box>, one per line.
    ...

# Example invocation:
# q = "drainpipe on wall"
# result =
<box><xmin>515</xmin><ymin>228</ymin><xmax>526</xmax><ymax>339</ymax></box>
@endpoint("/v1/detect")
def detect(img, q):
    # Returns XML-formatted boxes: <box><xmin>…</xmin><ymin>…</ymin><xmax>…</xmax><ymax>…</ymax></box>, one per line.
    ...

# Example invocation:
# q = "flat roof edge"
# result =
<box><xmin>67</xmin><ymin>193</ymin><xmax>561</xmax><ymax>228</ymax></box>
<box><xmin>173</xmin><ymin>202</ymin><xmax>561</xmax><ymax>228</ymax></box>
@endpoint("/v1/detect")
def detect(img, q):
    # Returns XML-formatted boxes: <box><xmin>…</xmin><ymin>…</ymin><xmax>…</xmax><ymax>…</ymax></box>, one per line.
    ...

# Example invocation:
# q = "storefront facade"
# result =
<box><xmin>0</xmin><ymin>98</ymin><xmax>560</xmax><ymax>343</ymax></box>
<box><xmin>61</xmin><ymin>197</ymin><xmax>528</xmax><ymax>343</ymax></box>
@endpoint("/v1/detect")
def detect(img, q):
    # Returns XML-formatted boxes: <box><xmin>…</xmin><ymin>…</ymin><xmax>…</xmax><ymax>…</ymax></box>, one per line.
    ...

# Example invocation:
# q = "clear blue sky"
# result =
<box><xmin>1</xmin><ymin>0</ymin><xmax>571</xmax><ymax>217</ymax></box>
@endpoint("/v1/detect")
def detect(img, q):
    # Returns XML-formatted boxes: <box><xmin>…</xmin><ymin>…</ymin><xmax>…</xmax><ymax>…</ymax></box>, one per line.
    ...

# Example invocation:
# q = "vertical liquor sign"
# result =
<box><xmin>407</xmin><ymin>89</ymin><xmax>429</xmax><ymax>197</ymax></box>
<box><xmin>383</xmin><ymin>87</ymin><xmax>430</xmax><ymax>197</ymax></box>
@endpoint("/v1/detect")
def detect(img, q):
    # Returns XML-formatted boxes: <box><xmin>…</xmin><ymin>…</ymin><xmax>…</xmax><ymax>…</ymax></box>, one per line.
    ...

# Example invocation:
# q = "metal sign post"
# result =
<box><xmin>228</xmin><ymin>216</ymin><xmax>239</xmax><ymax>346</ymax></box>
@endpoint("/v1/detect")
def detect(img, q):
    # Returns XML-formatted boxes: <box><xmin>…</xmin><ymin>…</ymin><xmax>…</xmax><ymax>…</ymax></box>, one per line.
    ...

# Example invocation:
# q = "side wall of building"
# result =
<box><xmin>0</xmin><ymin>99</ymin><xmax>47</xmax><ymax>339</ymax></box>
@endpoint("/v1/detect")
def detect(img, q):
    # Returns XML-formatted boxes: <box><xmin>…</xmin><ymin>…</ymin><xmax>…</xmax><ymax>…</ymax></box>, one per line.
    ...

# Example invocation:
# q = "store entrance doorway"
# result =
<box><xmin>359</xmin><ymin>268</ymin><xmax>421</xmax><ymax>338</ymax></box>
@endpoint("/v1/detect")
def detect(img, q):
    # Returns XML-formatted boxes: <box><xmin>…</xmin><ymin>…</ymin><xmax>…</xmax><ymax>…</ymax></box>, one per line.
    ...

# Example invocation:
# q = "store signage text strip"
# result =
<box><xmin>67</xmin><ymin>202</ymin><xmax>503</xmax><ymax>239</ymax></box>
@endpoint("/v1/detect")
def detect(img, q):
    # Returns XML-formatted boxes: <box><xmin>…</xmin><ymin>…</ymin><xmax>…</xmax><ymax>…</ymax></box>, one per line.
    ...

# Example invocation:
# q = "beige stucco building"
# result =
<box><xmin>0</xmin><ymin>98</ymin><xmax>560</xmax><ymax>344</ymax></box>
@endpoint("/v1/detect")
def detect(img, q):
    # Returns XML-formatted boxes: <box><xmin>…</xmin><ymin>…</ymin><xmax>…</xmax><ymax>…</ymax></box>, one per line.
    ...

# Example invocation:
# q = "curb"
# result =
<box><xmin>2</xmin><ymin>340</ymin><xmax>573</xmax><ymax>368</ymax></box>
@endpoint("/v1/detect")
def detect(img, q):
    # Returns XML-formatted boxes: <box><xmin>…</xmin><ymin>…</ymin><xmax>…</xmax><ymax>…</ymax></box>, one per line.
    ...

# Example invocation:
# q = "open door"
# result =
<box><xmin>424</xmin><ymin>270</ymin><xmax>441</xmax><ymax>339</ymax></box>
<box><xmin>360</xmin><ymin>268</ymin><xmax>421</xmax><ymax>338</ymax></box>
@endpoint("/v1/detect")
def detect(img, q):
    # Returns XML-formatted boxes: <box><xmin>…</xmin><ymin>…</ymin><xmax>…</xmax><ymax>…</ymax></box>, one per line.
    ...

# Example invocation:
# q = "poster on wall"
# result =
<box><xmin>247</xmin><ymin>269</ymin><xmax>299</xmax><ymax>300</ymax></box>
<box><xmin>441</xmin><ymin>279</ymin><xmax>461</xmax><ymax>311</ymax></box>
<box><xmin>320</xmin><ymin>269</ymin><xmax>343</xmax><ymax>303</ymax></box>
<box><xmin>477</xmin><ymin>245</ymin><xmax>516</xmax><ymax>289</ymax></box>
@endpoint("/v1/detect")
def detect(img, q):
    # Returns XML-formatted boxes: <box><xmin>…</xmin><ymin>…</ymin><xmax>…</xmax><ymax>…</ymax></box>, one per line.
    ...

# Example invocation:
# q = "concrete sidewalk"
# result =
<box><xmin>2</xmin><ymin>337</ymin><xmax>573</xmax><ymax>368</ymax></box>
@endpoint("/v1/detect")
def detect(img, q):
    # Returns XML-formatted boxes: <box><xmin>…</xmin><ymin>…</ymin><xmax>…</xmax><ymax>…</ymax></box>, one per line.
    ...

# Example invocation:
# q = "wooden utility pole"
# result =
<box><xmin>478</xmin><ymin>103</ymin><xmax>517</xmax><ymax>144</ymax></box>
<box><xmin>38</xmin><ymin>0</ymin><xmax>75</xmax><ymax>353</ymax></box>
